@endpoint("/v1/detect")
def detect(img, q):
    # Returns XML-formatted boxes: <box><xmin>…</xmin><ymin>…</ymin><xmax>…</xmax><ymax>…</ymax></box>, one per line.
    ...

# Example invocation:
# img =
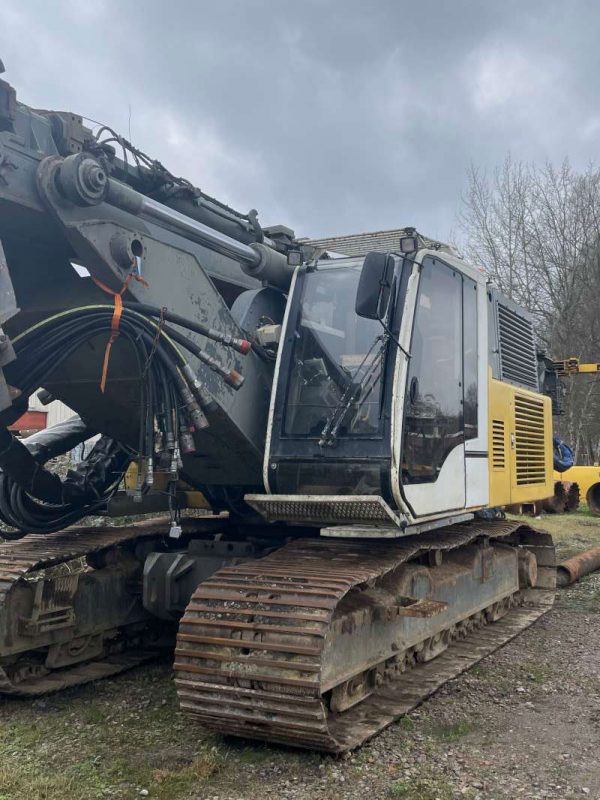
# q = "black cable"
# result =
<box><xmin>0</xmin><ymin>299</ymin><xmax>246</xmax><ymax>536</ymax></box>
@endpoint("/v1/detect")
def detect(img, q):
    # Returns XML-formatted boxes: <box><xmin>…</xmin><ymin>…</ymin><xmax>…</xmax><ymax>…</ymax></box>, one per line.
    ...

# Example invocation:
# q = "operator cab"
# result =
<box><xmin>258</xmin><ymin>232</ymin><xmax>490</xmax><ymax>532</ymax></box>
<box><xmin>284</xmin><ymin>258</ymin><xmax>389</xmax><ymax>443</ymax></box>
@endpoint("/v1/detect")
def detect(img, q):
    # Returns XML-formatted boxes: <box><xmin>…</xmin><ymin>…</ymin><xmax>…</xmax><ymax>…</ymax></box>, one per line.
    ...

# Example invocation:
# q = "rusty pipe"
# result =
<box><xmin>586</xmin><ymin>483</ymin><xmax>600</xmax><ymax>515</ymax></box>
<box><xmin>557</xmin><ymin>546</ymin><xmax>600</xmax><ymax>586</ymax></box>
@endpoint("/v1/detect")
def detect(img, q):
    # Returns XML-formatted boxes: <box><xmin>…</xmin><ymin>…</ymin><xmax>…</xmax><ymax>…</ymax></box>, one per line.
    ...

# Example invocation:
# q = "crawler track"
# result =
<box><xmin>0</xmin><ymin>518</ymin><xmax>220</xmax><ymax>695</ymax></box>
<box><xmin>0</xmin><ymin>523</ymin><xmax>162</xmax><ymax>601</ymax></box>
<box><xmin>174</xmin><ymin>520</ymin><xmax>555</xmax><ymax>752</ymax></box>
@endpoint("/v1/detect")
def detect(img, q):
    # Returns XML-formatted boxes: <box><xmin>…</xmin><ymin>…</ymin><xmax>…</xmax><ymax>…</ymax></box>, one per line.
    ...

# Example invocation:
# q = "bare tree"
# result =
<box><xmin>459</xmin><ymin>155</ymin><xmax>600</xmax><ymax>463</ymax></box>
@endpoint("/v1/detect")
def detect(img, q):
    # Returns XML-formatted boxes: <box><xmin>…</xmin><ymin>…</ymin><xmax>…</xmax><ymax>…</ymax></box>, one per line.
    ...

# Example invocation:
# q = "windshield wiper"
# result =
<box><xmin>318</xmin><ymin>334</ymin><xmax>387</xmax><ymax>447</ymax></box>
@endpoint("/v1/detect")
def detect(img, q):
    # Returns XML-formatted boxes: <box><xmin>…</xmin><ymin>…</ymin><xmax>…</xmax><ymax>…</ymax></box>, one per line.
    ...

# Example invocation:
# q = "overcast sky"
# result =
<box><xmin>2</xmin><ymin>0</ymin><xmax>599</xmax><ymax>241</ymax></box>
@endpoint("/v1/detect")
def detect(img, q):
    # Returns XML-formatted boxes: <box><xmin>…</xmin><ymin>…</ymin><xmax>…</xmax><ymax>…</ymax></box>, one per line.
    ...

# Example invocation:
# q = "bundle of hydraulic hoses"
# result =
<box><xmin>0</xmin><ymin>424</ymin><xmax>130</xmax><ymax>536</ymax></box>
<box><xmin>0</xmin><ymin>303</ymin><xmax>251</xmax><ymax>537</ymax></box>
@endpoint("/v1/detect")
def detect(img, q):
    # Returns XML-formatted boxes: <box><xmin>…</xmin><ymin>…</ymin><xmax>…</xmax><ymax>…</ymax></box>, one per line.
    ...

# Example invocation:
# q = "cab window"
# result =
<box><xmin>402</xmin><ymin>257</ymin><xmax>465</xmax><ymax>483</ymax></box>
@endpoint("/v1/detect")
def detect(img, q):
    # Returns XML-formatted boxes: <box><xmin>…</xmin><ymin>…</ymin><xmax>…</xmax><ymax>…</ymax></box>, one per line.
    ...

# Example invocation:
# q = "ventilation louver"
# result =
<box><xmin>491</xmin><ymin>419</ymin><xmax>506</xmax><ymax>470</ymax></box>
<box><xmin>514</xmin><ymin>394</ymin><xmax>547</xmax><ymax>485</ymax></box>
<box><xmin>497</xmin><ymin>303</ymin><xmax>538</xmax><ymax>390</ymax></box>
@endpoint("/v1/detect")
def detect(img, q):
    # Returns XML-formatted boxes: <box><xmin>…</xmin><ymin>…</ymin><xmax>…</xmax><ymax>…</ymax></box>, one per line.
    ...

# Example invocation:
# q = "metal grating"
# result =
<box><xmin>514</xmin><ymin>394</ymin><xmax>547</xmax><ymax>485</ymax></box>
<box><xmin>497</xmin><ymin>303</ymin><xmax>538</xmax><ymax>390</ymax></box>
<box><xmin>491</xmin><ymin>419</ymin><xmax>506</xmax><ymax>470</ymax></box>
<box><xmin>303</xmin><ymin>229</ymin><xmax>413</xmax><ymax>257</ymax></box>
<box><xmin>302</xmin><ymin>228</ymin><xmax>450</xmax><ymax>258</ymax></box>
<box><xmin>244</xmin><ymin>494</ymin><xmax>401</xmax><ymax>526</ymax></box>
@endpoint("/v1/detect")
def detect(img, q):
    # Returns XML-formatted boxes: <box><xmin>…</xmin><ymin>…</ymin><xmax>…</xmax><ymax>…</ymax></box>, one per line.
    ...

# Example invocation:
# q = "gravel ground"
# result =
<box><xmin>1</xmin><ymin>514</ymin><xmax>599</xmax><ymax>800</ymax></box>
<box><xmin>199</xmin><ymin>572</ymin><xmax>600</xmax><ymax>800</ymax></box>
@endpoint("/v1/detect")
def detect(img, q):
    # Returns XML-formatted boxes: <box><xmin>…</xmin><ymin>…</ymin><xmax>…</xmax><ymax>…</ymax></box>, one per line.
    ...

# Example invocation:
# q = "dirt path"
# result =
<box><xmin>1</xmin><ymin>514</ymin><xmax>599</xmax><ymax>800</ymax></box>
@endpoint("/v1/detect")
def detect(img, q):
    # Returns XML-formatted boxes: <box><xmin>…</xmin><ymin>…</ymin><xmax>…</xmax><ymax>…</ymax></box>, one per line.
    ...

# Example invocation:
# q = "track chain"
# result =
<box><xmin>174</xmin><ymin>520</ymin><xmax>555</xmax><ymax>752</ymax></box>
<box><xmin>0</xmin><ymin>518</ymin><xmax>217</xmax><ymax>695</ymax></box>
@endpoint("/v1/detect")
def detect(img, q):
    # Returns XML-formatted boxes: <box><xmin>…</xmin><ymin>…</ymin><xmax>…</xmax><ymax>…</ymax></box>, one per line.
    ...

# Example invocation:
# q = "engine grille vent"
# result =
<box><xmin>491</xmin><ymin>419</ymin><xmax>506</xmax><ymax>470</ymax></box>
<box><xmin>514</xmin><ymin>394</ymin><xmax>547</xmax><ymax>485</ymax></box>
<box><xmin>497</xmin><ymin>303</ymin><xmax>538</xmax><ymax>390</ymax></box>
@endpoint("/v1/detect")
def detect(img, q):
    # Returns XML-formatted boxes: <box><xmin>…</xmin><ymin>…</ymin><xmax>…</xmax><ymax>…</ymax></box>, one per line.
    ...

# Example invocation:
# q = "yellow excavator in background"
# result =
<box><xmin>550</xmin><ymin>359</ymin><xmax>600</xmax><ymax>514</ymax></box>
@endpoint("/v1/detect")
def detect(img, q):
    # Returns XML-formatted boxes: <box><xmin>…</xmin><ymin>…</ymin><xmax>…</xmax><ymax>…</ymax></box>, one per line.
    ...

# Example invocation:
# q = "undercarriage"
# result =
<box><xmin>0</xmin><ymin>516</ymin><xmax>555</xmax><ymax>752</ymax></box>
<box><xmin>0</xmin><ymin>517</ymin><xmax>223</xmax><ymax>694</ymax></box>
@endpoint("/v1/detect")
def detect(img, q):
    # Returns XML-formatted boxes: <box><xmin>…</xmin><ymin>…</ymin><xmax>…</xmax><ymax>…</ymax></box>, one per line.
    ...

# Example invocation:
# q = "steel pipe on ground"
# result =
<box><xmin>557</xmin><ymin>546</ymin><xmax>600</xmax><ymax>586</ymax></box>
<box><xmin>586</xmin><ymin>483</ymin><xmax>600</xmax><ymax>515</ymax></box>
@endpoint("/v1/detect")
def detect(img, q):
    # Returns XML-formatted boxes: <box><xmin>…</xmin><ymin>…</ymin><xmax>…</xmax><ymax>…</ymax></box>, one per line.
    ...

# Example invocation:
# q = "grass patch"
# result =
<box><xmin>428</xmin><ymin>719</ymin><xmax>475</xmax><ymax>742</ymax></box>
<box><xmin>387</xmin><ymin>782</ymin><xmax>411</xmax><ymax>798</ymax></box>
<box><xmin>522</xmin><ymin>662</ymin><xmax>551</xmax><ymax>684</ymax></box>
<box><xmin>386</xmin><ymin>776</ymin><xmax>456</xmax><ymax>799</ymax></box>
<box><xmin>468</xmin><ymin>662</ymin><xmax>512</xmax><ymax>691</ymax></box>
<box><xmin>397</xmin><ymin>715</ymin><xmax>416</xmax><ymax>732</ymax></box>
<box><xmin>147</xmin><ymin>751</ymin><xmax>223</xmax><ymax>799</ymax></box>
<box><xmin>0</xmin><ymin>664</ymin><xmax>232</xmax><ymax>800</ymax></box>
<box><xmin>81</xmin><ymin>702</ymin><xmax>106</xmax><ymax>725</ymax></box>
<box><xmin>0</xmin><ymin>764</ymin><xmax>95</xmax><ymax>800</ymax></box>
<box><xmin>509</xmin><ymin>510</ymin><xmax>600</xmax><ymax>558</ymax></box>
<box><xmin>469</xmin><ymin>663</ymin><xmax>491</xmax><ymax>679</ymax></box>
<box><xmin>235</xmin><ymin>745</ymin><xmax>276</xmax><ymax>765</ymax></box>
<box><xmin>0</xmin><ymin>720</ymin><xmax>44</xmax><ymax>749</ymax></box>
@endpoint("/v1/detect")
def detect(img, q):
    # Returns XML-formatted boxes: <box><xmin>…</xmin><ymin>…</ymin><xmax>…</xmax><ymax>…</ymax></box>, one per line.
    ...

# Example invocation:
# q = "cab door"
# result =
<box><xmin>400</xmin><ymin>256</ymin><xmax>469</xmax><ymax>517</ymax></box>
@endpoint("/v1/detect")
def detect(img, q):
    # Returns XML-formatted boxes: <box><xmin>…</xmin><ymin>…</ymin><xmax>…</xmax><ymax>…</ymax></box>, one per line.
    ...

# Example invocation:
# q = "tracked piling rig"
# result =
<box><xmin>0</xmin><ymin>70</ymin><xmax>556</xmax><ymax>752</ymax></box>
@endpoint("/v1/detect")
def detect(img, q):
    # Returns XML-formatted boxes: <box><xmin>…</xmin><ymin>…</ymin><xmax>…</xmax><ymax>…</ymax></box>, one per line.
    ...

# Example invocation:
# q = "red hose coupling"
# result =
<box><xmin>225</xmin><ymin>369</ymin><xmax>245</xmax><ymax>389</ymax></box>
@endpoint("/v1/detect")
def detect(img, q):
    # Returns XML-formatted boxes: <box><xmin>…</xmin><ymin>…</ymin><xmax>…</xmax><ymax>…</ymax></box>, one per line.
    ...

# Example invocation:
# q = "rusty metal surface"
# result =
<box><xmin>542</xmin><ymin>481</ymin><xmax>568</xmax><ymax>514</ymax></box>
<box><xmin>564</xmin><ymin>481</ymin><xmax>581</xmax><ymax>512</ymax></box>
<box><xmin>586</xmin><ymin>483</ymin><xmax>600</xmax><ymax>515</ymax></box>
<box><xmin>0</xmin><ymin>649</ymin><xmax>159</xmax><ymax>697</ymax></box>
<box><xmin>0</xmin><ymin>516</ymin><xmax>224</xmax><ymax>602</ymax></box>
<box><xmin>540</xmin><ymin>481</ymin><xmax>581</xmax><ymax>514</ymax></box>
<box><xmin>557</xmin><ymin>546</ymin><xmax>600</xmax><ymax>586</ymax></box>
<box><xmin>174</xmin><ymin>520</ymin><xmax>554</xmax><ymax>752</ymax></box>
<box><xmin>0</xmin><ymin>523</ymin><xmax>158</xmax><ymax>603</ymax></box>
<box><xmin>0</xmin><ymin>516</ymin><xmax>223</xmax><ymax>695</ymax></box>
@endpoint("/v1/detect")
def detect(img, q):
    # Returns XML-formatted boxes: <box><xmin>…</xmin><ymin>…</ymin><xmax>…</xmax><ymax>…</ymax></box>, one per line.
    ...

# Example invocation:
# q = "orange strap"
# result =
<box><xmin>92</xmin><ymin>268</ymin><xmax>149</xmax><ymax>393</ymax></box>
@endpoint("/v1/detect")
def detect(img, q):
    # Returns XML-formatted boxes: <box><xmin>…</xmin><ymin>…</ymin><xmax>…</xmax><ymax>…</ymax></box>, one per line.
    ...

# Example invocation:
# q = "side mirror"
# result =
<box><xmin>355</xmin><ymin>252</ymin><xmax>394</xmax><ymax>320</ymax></box>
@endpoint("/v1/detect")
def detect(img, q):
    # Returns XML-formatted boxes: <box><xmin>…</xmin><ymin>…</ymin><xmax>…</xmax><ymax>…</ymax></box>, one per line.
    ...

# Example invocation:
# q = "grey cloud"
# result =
<box><xmin>1</xmin><ymin>0</ymin><xmax>599</xmax><ymax>241</ymax></box>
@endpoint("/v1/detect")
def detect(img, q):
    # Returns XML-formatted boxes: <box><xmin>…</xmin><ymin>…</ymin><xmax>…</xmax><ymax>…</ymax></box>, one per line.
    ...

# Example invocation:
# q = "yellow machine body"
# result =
<box><xmin>123</xmin><ymin>464</ymin><xmax>211</xmax><ymax>510</ymax></box>
<box><xmin>553</xmin><ymin>465</ymin><xmax>600</xmax><ymax>499</ymax></box>
<box><xmin>488</xmin><ymin>370</ymin><xmax>554</xmax><ymax>507</ymax></box>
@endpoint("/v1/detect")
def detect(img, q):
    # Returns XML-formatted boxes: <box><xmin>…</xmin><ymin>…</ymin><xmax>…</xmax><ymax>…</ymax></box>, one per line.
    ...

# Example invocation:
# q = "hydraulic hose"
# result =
<box><xmin>0</xmin><ymin>418</ymin><xmax>129</xmax><ymax>538</ymax></box>
<box><xmin>0</xmin><ymin>296</ymin><xmax>248</xmax><ymax>536</ymax></box>
<box><xmin>0</xmin><ymin>427</ymin><xmax>64</xmax><ymax>504</ymax></box>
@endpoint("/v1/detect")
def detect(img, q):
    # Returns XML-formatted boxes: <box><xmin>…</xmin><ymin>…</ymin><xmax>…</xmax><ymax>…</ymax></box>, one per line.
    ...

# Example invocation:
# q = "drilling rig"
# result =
<box><xmin>0</xmin><ymin>67</ymin><xmax>556</xmax><ymax>752</ymax></box>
